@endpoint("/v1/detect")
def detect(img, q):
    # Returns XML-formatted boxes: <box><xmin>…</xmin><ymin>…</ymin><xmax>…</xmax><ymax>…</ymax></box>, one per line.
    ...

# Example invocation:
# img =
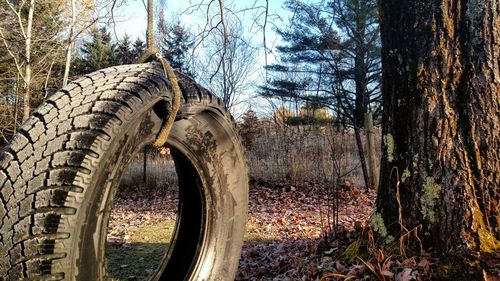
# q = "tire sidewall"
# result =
<box><xmin>167</xmin><ymin>110</ymin><xmax>248</xmax><ymax>280</ymax></box>
<box><xmin>69</xmin><ymin>103</ymin><xmax>247</xmax><ymax>280</ymax></box>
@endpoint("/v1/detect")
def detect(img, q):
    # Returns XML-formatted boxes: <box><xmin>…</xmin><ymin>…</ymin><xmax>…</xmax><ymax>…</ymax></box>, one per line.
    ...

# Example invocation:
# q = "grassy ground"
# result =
<box><xmin>106</xmin><ymin>220</ymin><xmax>176</xmax><ymax>280</ymax></box>
<box><xmin>105</xmin><ymin>174</ymin><xmax>179</xmax><ymax>281</ymax></box>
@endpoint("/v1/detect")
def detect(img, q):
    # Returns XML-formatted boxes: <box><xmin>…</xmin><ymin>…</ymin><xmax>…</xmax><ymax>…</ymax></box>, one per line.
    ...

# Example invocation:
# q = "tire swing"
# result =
<box><xmin>0</xmin><ymin>1</ymin><xmax>248</xmax><ymax>280</ymax></box>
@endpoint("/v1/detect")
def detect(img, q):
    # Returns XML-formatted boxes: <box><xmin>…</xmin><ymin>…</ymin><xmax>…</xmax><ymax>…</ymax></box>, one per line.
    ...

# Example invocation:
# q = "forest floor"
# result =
<box><xmin>105</xmin><ymin>183</ymin><xmax>500</xmax><ymax>281</ymax></box>
<box><xmin>237</xmin><ymin>182</ymin><xmax>375</xmax><ymax>280</ymax></box>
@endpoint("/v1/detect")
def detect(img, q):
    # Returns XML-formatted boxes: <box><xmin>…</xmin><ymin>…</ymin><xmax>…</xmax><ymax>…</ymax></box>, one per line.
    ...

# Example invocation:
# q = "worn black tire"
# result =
<box><xmin>0</xmin><ymin>62</ymin><xmax>248</xmax><ymax>280</ymax></box>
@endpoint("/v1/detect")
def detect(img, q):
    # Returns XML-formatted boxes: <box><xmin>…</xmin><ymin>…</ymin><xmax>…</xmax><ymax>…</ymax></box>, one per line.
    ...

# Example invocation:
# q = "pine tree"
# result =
<box><xmin>263</xmin><ymin>0</ymin><xmax>380</xmax><ymax>124</ymax></box>
<box><xmin>117</xmin><ymin>34</ymin><xmax>134</xmax><ymax>65</ymax></box>
<box><xmin>0</xmin><ymin>0</ymin><xmax>66</xmax><ymax>142</ymax></box>
<box><xmin>0</xmin><ymin>44</ymin><xmax>14</xmax><ymax>99</ymax></box>
<box><xmin>131</xmin><ymin>38</ymin><xmax>146</xmax><ymax>62</ymax></box>
<box><xmin>158</xmin><ymin>21</ymin><xmax>195</xmax><ymax>77</ymax></box>
<box><xmin>261</xmin><ymin>0</ymin><xmax>381</xmax><ymax>188</ymax></box>
<box><xmin>260</xmin><ymin>0</ymin><xmax>340</xmax><ymax>119</ymax></box>
<box><xmin>73</xmin><ymin>27</ymin><xmax>119</xmax><ymax>75</ymax></box>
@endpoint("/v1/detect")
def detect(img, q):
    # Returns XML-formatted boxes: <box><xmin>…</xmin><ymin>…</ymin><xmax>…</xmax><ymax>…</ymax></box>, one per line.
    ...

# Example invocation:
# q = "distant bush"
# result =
<box><xmin>117</xmin><ymin>147</ymin><xmax>178</xmax><ymax>196</ymax></box>
<box><xmin>239</xmin><ymin>108</ymin><xmax>261</xmax><ymax>149</ymax></box>
<box><xmin>285</xmin><ymin>116</ymin><xmax>333</xmax><ymax>126</ymax></box>
<box><xmin>118</xmin><ymin>120</ymin><xmax>381</xmax><ymax>192</ymax></box>
<box><xmin>245</xmin><ymin>121</ymin><xmax>380</xmax><ymax>186</ymax></box>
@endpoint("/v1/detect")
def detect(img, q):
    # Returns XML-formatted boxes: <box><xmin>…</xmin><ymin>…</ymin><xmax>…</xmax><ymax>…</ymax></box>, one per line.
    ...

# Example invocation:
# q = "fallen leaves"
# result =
<box><xmin>237</xmin><ymin>182</ymin><xmax>376</xmax><ymax>280</ymax></box>
<box><xmin>106</xmin><ymin>192</ymin><xmax>178</xmax><ymax>245</ymax></box>
<box><xmin>236</xmin><ymin>182</ymin><xmax>450</xmax><ymax>281</ymax></box>
<box><xmin>106</xmin><ymin>190</ymin><xmax>178</xmax><ymax>280</ymax></box>
<box><xmin>396</xmin><ymin>268</ymin><xmax>414</xmax><ymax>281</ymax></box>
<box><xmin>105</xmin><ymin>182</ymin><xmax>454</xmax><ymax>281</ymax></box>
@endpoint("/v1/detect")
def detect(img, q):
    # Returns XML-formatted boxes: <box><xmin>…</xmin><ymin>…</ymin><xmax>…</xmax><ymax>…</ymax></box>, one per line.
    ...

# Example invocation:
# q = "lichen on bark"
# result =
<box><xmin>471</xmin><ymin>206</ymin><xmax>500</xmax><ymax>253</ymax></box>
<box><xmin>383</xmin><ymin>134</ymin><xmax>394</xmax><ymax>162</ymax></box>
<box><xmin>401</xmin><ymin>168</ymin><xmax>411</xmax><ymax>183</ymax></box>
<box><xmin>369</xmin><ymin>212</ymin><xmax>388</xmax><ymax>237</ymax></box>
<box><xmin>420</xmin><ymin>177</ymin><xmax>441</xmax><ymax>223</ymax></box>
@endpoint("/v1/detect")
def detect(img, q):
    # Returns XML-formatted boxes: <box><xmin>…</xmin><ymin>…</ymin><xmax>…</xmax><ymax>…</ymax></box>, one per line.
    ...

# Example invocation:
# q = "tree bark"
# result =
<box><xmin>365</xmin><ymin>112</ymin><xmax>378</xmax><ymax>190</ymax></box>
<box><xmin>62</xmin><ymin>0</ymin><xmax>77</xmax><ymax>87</ymax></box>
<box><xmin>378</xmin><ymin>0</ymin><xmax>499</xmax><ymax>276</ymax></box>
<box><xmin>22</xmin><ymin>0</ymin><xmax>35</xmax><ymax>122</ymax></box>
<box><xmin>353</xmin><ymin>0</ymin><xmax>371</xmax><ymax>189</ymax></box>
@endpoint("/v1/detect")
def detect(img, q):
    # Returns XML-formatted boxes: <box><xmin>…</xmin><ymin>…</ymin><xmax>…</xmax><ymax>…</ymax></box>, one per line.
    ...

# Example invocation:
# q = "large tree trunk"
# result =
<box><xmin>377</xmin><ymin>0</ymin><xmax>499</xmax><ymax>277</ymax></box>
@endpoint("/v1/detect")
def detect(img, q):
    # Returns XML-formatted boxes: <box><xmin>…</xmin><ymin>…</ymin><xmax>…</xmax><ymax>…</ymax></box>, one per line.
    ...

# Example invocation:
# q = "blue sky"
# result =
<box><xmin>114</xmin><ymin>0</ymin><xmax>290</xmax><ymax>43</ymax></box>
<box><xmin>112</xmin><ymin>0</ymin><xmax>292</xmax><ymax>118</ymax></box>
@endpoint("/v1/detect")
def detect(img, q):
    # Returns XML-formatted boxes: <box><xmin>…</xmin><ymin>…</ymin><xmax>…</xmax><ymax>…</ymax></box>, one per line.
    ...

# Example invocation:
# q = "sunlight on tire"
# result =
<box><xmin>105</xmin><ymin>145</ymin><xmax>179</xmax><ymax>280</ymax></box>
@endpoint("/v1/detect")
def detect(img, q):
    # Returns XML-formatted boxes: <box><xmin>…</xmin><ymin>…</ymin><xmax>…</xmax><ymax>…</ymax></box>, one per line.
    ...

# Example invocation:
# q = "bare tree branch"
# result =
<box><xmin>0</xmin><ymin>26</ymin><xmax>26</xmax><ymax>82</ymax></box>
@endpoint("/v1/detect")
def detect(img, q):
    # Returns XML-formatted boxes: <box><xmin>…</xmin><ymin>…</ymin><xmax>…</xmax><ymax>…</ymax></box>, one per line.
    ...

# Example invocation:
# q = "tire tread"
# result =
<box><xmin>0</xmin><ymin>62</ymin><xmax>232</xmax><ymax>280</ymax></box>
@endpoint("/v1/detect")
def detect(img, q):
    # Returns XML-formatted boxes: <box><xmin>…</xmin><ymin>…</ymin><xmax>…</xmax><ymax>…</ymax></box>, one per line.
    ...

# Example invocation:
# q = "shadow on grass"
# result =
<box><xmin>106</xmin><ymin>242</ymin><xmax>169</xmax><ymax>280</ymax></box>
<box><xmin>105</xmin><ymin>212</ymin><xmax>322</xmax><ymax>280</ymax></box>
<box><xmin>106</xmin><ymin>220</ymin><xmax>175</xmax><ymax>280</ymax></box>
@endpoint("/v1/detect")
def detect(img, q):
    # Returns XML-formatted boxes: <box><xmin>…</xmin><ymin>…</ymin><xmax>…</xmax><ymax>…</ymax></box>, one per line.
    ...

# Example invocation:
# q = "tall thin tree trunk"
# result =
<box><xmin>63</xmin><ymin>0</ymin><xmax>77</xmax><ymax>87</ymax></box>
<box><xmin>353</xmin><ymin>0</ymin><xmax>370</xmax><ymax>189</ymax></box>
<box><xmin>218</xmin><ymin>0</ymin><xmax>229</xmax><ymax>110</ymax></box>
<box><xmin>22</xmin><ymin>0</ymin><xmax>35</xmax><ymax>122</ymax></box>
<box><xmin>354</xmin><ymin>127</ymin><xmax>370</xmax><ymax>188</ymax></box>
<box><xmin>44</xmin><ymin>60</ymin><xmax>54</xmax><ymax>99</ymax></box>
<box><xmin>378</xmin><ymin>0</ymin><xmax>499</xmax><ymax>277</ymax></box>
<box><xmin>365</xmin><ymin>112</ymin><xmax>378</xmax><ymax>190</ymax></box>
<box><xmin>13</xmin><ymin>73</ymin><xmax>20</xmax><ymax>134</ymax></box>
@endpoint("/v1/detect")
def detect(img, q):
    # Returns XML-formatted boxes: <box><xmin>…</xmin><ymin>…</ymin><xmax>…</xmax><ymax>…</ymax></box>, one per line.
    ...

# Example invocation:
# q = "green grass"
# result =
<box><xmin>106</xmin><ymin>220</ymin><xmax>176</xmax><ymax>280</ymax></box>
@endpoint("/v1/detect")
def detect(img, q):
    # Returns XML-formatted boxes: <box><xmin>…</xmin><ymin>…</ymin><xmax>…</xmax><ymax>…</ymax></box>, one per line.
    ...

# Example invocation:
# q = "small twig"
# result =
<box><xmin>43</xmin><ymin>60</ymin><xmax>54</xmax><ymax>100</ymax></box>
<box><xmin>262</xmin><ymin>0</ymin><xmax>269</xmax><ymax>80</ymax></box>
<box><xmin>356</xmin><ymin>256</ymin><xmax>384</xmax><ymax>281</ymax></box>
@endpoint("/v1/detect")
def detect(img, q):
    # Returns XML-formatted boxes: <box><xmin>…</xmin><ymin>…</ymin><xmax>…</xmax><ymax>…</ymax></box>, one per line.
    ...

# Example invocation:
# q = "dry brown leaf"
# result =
<box><xmin>396</xmin><ymin>268</ymin><xmax>413</xmax><ymax>281</ymax></box>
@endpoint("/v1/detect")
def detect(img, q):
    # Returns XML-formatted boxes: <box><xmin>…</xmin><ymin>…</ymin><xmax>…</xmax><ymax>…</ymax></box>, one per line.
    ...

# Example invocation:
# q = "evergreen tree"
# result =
<box><xmin>262</xmin><ymin>0</ymin><xmax>380</xmax><ymax>127</ymax></box>
<box><xmin>131</xmin><ymin>37</ymin><xmax>146</xmax><ymax>62</ymax></box>
<box><xmin>158</xmin><ymin>21</ymin><xmax>195</xmax><ymax>77</ymax></box>
<box><xmin>0</xmin><ymin>0</ymin><xmax>66</xmax><ymax>143</ymax></box>
<box><xmin>260</xmin><ymin>0</ymin><xmax>340</xmax><ymax>117</ymax></box>
<box><xmin>261</xmin><ymin>0</ymin><xmax>381</xmax><ymax>188</ymax></box>
<box><xmin>73</xmin><ymin>27</ymin><xmax>119</xmax><ymax>75</ymax></box>
<box><xmin>117</xmin><ymin>34</ymin><xmax>134</xmax><ymax>65</ymax></box>
<box><xmin>0</xmin><ymin>44</ymin><xmax>14</xmax><ymax>98</ymax></box>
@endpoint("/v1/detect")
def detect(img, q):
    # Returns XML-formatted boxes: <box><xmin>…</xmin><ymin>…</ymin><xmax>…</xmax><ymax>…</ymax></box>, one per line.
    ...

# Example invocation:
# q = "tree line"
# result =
<box><xmin>0</xmin><ymin>0</ymin><xmax>194</xmax><ymax>145</ymax></box>
<box><xmin>0</xmin><ymin>0</ymin><xmax>258</xmax><ymax>146</ymax></box>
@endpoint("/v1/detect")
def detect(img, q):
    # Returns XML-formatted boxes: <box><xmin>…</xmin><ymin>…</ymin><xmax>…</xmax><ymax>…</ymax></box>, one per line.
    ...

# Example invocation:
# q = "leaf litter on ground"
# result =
<box><xmin>104</xmin><ymin>182</ymin><xmax>499</xmax><ymax>280</ymax></box>
<box><xmin>237</xmin><ymin>181</ymin><xmax>376</xmax><ymax>280</ymax></box>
